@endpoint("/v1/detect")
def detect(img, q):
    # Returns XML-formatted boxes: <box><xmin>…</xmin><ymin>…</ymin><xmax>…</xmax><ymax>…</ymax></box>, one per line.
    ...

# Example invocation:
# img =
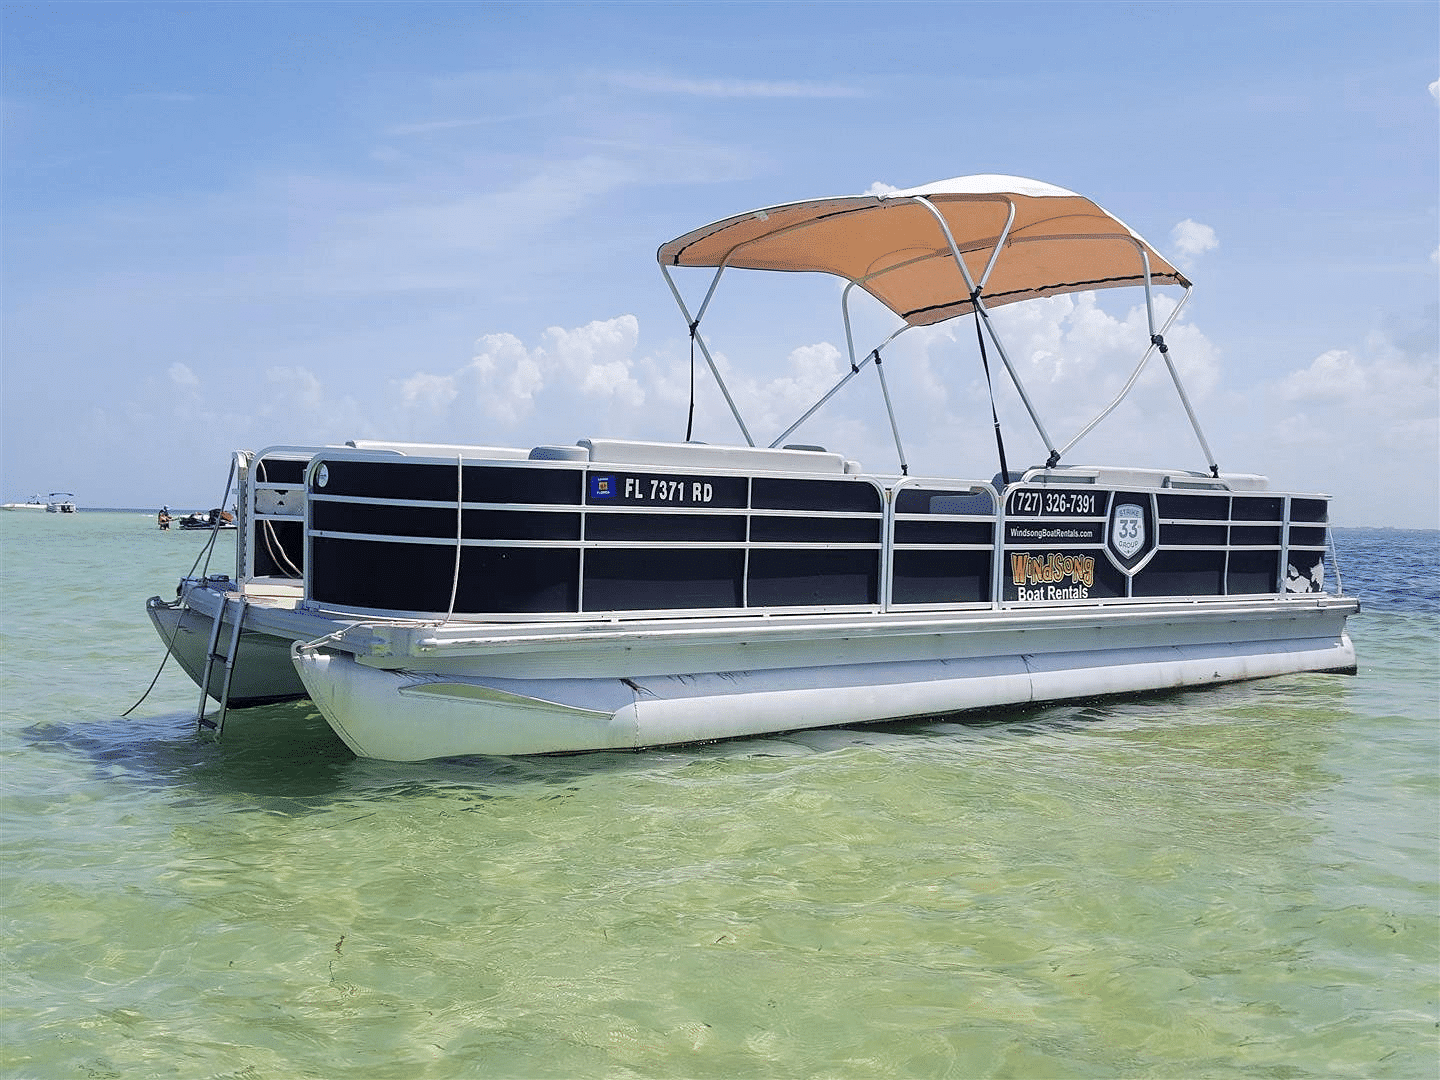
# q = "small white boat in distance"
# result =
<box><xmin>2</xmin><ymin>495</ymin><xmax>46</xmax><ymax>511</ymax></box>
<box><xmin>45</xmin><ymin>493</ymin><xmax>77</xmax><ymax>513</ymax></box>
<box><xmin>147</xmin><ymin>175</ymin><xmax>1357</xmax><ymax>760</ymax></box>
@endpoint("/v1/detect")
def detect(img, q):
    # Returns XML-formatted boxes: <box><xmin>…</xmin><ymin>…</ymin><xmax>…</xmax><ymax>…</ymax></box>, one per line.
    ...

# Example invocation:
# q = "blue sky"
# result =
<box><xmin>3</xmin><ymin>1</ymin><xmax>1436</xmax><ymax>527</ymax></box>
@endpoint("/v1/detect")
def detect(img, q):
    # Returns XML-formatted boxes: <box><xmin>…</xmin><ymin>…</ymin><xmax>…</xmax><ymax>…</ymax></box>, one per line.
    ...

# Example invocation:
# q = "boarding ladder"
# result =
<box><xmin>197</xmin><ymin>595</ymin><xmax>247</xmax><ymax>736</ymax></box>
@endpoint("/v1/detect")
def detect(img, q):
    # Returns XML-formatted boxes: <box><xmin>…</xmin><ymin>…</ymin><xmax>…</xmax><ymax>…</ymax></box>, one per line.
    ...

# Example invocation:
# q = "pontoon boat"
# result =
<box><xmin>146</xmin><ymin>175</ymin><xmax>1358</xmax><ymax>760</ymax></box>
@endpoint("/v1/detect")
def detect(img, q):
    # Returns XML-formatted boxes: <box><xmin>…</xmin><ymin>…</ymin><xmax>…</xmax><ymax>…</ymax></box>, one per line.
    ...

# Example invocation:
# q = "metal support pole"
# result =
<box><xmin>1157</xmin><ymin>334</ymin><xmax>1219</xmax><ymax>476</ymax></box>
<box><xmin>907</xmin><ymin>196</ymin><xmax>1061</xmax><ymax>464</ymax></box>
<box><xmin>769</xmin><ymin>357</ymin><xmax>870</xmax><ymax>448</ymax></box>
<box><xmin>659</xmin><ymin>263</ymin><xmax>755</xmax><ymax>446</ymax></box>
<box><xmin>1135</xmin><ymin>249</ymin><xmax>1218</xmax><ymax>475</ymax></box>
<box><xmin>872</xmin><ymin>350</ymin><xmax>909</xmax><ymax>475</ymax></box>
<box><xmin>1059</xmin><ymin>288</ymin><xmax>1190</xmax><ymax>459</ymax></box>
<box><xmin>973</xmin><ymin>296</ymin><xmax>1060</xmax><ymax>464</ymax></box>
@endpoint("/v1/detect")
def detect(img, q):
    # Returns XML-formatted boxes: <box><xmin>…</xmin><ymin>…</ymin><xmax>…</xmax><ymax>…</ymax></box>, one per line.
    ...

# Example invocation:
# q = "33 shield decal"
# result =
<box><xmin>1105</xmin><ymin>494</ymin><xmax>1156</xmax><ymax>573</ymax></box>
<box><xmin>1112</xmin><ymin>503</ymin><xmax>1145</xmax><ymax>559</ymax></box>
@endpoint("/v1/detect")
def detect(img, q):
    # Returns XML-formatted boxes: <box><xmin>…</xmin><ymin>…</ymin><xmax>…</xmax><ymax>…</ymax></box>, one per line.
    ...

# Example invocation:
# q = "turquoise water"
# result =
<box><xmin>2</xmin><ymin>513</ymin><xmax>1436</xmax><ymax>1079</ymax></box>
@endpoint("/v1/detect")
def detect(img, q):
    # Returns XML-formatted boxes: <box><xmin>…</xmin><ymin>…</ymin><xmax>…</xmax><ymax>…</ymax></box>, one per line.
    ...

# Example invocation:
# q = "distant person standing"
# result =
<box><xmin>157</xmin><ymin>506</ymin><xmax>172</xmax><ymax>531</ymax></box>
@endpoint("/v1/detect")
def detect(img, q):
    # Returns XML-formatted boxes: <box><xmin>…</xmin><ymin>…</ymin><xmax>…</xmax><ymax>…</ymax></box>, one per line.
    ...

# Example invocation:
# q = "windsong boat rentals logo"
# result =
<box><xmin>1010</xmin><ymin>552</ymin><xmax>1096</xmax><ymax>601</ymax></box>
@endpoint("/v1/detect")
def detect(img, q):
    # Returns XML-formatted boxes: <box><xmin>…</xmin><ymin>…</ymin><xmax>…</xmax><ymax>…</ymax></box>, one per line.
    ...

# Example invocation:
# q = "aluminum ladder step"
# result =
<box><xmin>197</xmin><ymin>595</ymin><xmax>247</xmax><ymax>736</ymax></box>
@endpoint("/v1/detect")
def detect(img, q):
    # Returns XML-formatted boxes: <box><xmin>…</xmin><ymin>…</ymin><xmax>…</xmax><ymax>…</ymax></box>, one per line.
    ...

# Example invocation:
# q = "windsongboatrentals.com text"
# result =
<box><xmin>1008</xmin><ymin>527</ymin><xmax>1092</xmax><ymax>540</ymax></box>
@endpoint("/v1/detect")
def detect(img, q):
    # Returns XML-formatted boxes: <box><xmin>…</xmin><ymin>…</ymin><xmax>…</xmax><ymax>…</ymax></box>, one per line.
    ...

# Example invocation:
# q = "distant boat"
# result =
<box><xmin>1</xmin><ymin>495</ymin><xmax>46</xmax><ymax>511</ymax></box>
<box><xmin>45</xmin><ymin>493</ymin><xmax>77</xmax><ymax>514</ymax></box>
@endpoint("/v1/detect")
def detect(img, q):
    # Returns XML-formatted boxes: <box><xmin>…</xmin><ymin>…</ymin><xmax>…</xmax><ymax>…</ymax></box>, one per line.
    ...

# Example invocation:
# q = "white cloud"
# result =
<box><xmin>391</xmin><ymin>316</ymin><xmax>648</xmax><ymax>438</ymax></box>
<box><xmin>398</xmin><ymin>370</ymin><xmax>458</xmax><ymax>413</ymax></box>
<box><xmin>265</xmin><ymin>365</ymin><xmax>325</xmax><ymax>409</ymax></box>
<box><xmin>988</xmin><ymin>291</ymin><xmax>1220</xmax><ymax>400</ymax></box>
<box><xmin>1279</xmin><ymin>348</ymin><xmax>1368</xmax><ymax>400</ymax></box>
<box><xmin>1429</xmin><ymin>78</ymin><xmax>1438</xmax><ymax>102</ymax></box>
<box><xmin>1170</xmin><ymin>219</ymin><xmax>1219</xmax><ymax>269</ymax></box>
<box><xmin>252</xmin><ymin>366</ymin><xmax>371</xmax><ymax>446</ymax></box>
<box><xmin>1238</xmin><ymin>317</ymin><xmax>1439</xmax><ymax>525</ymax></box>
<box><xmin>731</xmin><ymin>341</ymin><xmax>849</xmax><ymax>430</ymax></box>
<box><xmin>464</xmin><ymin>332</ymin><xmax>544</xmax><ymax>425</ymax></box>
<box><xmin>1270</xmin><ymin>325</ymin><xmax>1437</xmax><ymax>449</ymax></box>
<box><xmin>167</xmin><ymin>362</ymin><xmax>200</xmax><ymax>389</ymax></box>
<box><xmin>864</xmin><ymin>181</ymin><xmax>899</xmax><ymax>196</ymax></box>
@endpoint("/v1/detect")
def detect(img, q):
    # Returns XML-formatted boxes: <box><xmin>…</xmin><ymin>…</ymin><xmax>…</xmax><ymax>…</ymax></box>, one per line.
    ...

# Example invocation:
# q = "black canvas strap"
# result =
<box><xmin>973</xmin><ymin>304</ymin><xmax>1011</xmax><ymax>484</ymax></box>
<box><xmin>685</xmin><ymin>320</ymin><xmax>698</xmax><ymax>442</ymax></box>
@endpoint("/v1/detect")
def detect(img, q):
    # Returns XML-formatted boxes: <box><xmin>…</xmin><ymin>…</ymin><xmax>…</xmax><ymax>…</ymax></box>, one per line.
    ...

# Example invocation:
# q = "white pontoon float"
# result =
<box><xmin>147</xmin><ymin>175</ymin><xmax>1357</xmax><ymax>760</ymax></box>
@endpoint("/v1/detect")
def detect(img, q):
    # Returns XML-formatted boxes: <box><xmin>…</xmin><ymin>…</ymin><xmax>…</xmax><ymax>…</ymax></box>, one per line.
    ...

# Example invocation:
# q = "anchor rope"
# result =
<box><xmin>122</xmin><ymin>456</ymin><xmax>238</xmax><ymax>718</ymax></box>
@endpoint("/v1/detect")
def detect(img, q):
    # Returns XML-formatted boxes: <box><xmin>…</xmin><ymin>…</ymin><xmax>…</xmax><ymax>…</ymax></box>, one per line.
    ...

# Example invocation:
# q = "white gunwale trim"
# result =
<box><xmin>308</xmin><ymin>494</ymin><xmax>888</xmax><ymax>517</ymax></box>
<box><xmin>308</xmin><ymin>531</ymin><xmax>886</xmax><ymax>552</ymax></box>
<box><xmin>320</xmin><ymin>593</ymin><xmax>1360</xmax><ymax>655</ymax></box>
<box><xmin>892</xmin><ymin>544</ymin><xmax>998</xmax><ymax>551</ymax></box>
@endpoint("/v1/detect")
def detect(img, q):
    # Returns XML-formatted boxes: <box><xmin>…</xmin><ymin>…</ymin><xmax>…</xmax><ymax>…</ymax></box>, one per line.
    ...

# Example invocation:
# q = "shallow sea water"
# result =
<box><xmin>1</xmin><ymin>513</ymin><xmax>1436</xmax><ymax>1079</ymax></box>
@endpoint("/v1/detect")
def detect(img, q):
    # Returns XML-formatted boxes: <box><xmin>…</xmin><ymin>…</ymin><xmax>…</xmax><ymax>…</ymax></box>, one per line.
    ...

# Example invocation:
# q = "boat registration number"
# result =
<box><xmin>1007</xmin><ymin>489</ymin><xmax>1102</xmax><ymax>517</ymax></box>
<box><xmin>588</xmin><ymin>472</ymin><xmax>747</xmax><ymax>507</ymax></box>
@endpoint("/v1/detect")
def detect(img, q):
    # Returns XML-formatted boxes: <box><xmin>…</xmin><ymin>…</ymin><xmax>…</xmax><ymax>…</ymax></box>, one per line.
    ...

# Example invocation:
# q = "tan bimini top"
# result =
<box><xmin>657</xmin><ymin>174</ymin><xmax>1189</xmax><ymax>327</ymax></box>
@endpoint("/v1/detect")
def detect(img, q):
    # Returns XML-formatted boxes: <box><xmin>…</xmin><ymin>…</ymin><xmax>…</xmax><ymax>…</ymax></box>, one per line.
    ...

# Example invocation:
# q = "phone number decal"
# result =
<box><xmin>1007</xmin><ymin>489</ymin><xmax>1103</xmax><ymax>517</ymax></box>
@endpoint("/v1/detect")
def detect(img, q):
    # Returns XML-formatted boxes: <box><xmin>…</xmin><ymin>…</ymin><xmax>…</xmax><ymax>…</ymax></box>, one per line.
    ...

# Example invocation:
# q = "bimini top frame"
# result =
<box><xmin>658</xmin><ymin>174</ymin><xmax>1219</xmax><ymax>477</ymax></box>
